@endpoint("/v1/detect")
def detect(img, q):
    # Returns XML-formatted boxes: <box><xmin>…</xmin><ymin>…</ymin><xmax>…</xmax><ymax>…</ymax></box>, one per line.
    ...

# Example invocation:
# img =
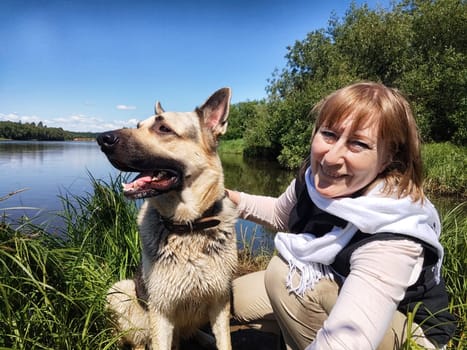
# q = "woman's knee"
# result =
<box><xmin>232</xmin><ymin>270</ymin><xmax>273</xmax><ymax>323</ymax></box>
<box><xmin>264</xmin><ymin>256</ymin><xmax>288</xmax><ymax>301</ymax></box>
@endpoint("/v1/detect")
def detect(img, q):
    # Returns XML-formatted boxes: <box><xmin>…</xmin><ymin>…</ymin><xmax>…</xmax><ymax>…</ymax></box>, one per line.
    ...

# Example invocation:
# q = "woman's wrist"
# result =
<box><xmin>225</xmin><ymin>189</ymin><xmax>241</xmax><ymax>206</ymax></box>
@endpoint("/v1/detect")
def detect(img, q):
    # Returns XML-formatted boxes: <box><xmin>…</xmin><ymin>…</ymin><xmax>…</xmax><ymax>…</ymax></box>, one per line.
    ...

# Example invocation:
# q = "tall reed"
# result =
<box><xmin>438</xmin><ymin>202</ymin><xmax>467</xmax><ymax>349</ymax></box>
<box><xmin>0</xmin><ymin>174</ymin><xmax>140</xmax><ymax>349</ymax></box>
<box><xmin>59</xmin><ymin>173</ymin><xmax>141</xmax><ymax>279</ymax></box>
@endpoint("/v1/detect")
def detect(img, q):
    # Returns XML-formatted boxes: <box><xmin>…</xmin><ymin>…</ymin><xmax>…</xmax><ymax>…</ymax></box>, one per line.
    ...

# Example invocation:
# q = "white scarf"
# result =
<box><xmin>275</xmin><ymin>167</ymin><xmax>443</xmax><ymax>296</ymax></box>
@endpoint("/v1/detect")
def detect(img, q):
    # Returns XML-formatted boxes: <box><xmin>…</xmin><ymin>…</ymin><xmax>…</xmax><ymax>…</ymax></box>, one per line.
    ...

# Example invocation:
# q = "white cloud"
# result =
<box><xmin>116</xmin><ymin>104</ymin><xmax>137</xmax><ymax>110</ymax></box>
<box><xmin>0</xmin><ymin>113</ymin><xmax>41</xmax><ymax>124</ymax></box>
<box><xmin>127</xmin><ymin>118</ymin><xmax>140</xmax><ymax>125</ymax></box>
<box><xmin>0</xmin><ymin>112</ymin><xmax>138</xmax><ymax>132</ymax></box>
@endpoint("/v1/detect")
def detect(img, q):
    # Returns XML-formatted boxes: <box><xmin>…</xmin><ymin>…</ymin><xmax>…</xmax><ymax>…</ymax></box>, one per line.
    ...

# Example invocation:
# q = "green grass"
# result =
<box><xmin>219</xmin><ymin>138</ymin><xmax>245</xmax><ymax>154</ymax></box>
<box><xmin>422</xmin><ymin>142</ymin><xmax>467</xmax><ymax>197</ymax></box>
<box><xmin>0</xmin><ymin>174</ymin><xmax>139</xmax><ymax>349</ymax></box>
<box><xmin>0</xmin><ymin>172</ymin><xmax>465</xmax><ymax>349</ymax></box>
<box><xmin>439</xmin><ymin>202</ymin><xmax>467</xmax><ymax>349</ymax></box>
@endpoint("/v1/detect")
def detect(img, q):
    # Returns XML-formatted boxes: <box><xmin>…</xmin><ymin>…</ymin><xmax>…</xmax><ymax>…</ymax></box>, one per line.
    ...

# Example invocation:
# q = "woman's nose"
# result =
<box><xmin>323</xmin><ymin>141</ymin><xmax>347</xmax><ymax>164</ymax></box>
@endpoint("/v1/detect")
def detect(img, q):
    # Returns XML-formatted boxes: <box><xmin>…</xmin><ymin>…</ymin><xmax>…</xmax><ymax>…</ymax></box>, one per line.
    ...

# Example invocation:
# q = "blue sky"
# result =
<box><xmin>0</xmin><ymin>0</ymin><xmax>390</xmax><ymax>132</ymax></box>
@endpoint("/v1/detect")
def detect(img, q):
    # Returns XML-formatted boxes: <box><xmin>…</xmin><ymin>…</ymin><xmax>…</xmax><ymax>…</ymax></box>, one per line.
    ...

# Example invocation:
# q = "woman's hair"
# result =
<box><xmin>303</xmin><ymin>81</ymin><xmax>424</xmax><ymax>201</ymax></box>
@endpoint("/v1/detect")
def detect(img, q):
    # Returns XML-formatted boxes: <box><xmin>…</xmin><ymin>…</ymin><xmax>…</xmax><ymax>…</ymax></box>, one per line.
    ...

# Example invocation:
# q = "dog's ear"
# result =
<box><xmin>155</xmin><ymin>101</ymin><xmax>165</xmax><ymax>115</ymax></box>
<box><xmin>198</xmin><ymin>87</ymin><xmax>231</xmax><ymax>138</ymax></box>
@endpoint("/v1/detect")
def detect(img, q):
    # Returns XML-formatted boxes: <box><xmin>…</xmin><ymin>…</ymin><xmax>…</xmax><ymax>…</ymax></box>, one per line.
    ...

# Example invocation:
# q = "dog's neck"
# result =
<box><xmin>159</xmin><ymin>196</ymin><xmax>224</xmax><ymax>234</ymax></box>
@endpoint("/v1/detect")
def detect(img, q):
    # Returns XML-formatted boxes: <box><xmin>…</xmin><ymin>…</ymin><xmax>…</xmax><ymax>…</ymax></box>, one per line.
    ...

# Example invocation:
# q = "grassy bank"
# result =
<box><xmin>1</xmin><ymin>177</ymin><xmax>465</xmax><ymax>349</ymax></box>
<box><xmin>0</xmin><ymin>175</ymin><xmax>140</xmax><ymax>349</ymax></box>
<box><xmin>422</xmin><ymin>143</ymin><xmax>467</xmax><ymax>197</ymax></box>
<box><xmin>219</xmin><ymin>138</ymin><xmax>245</xmax><ymax>154</ymax></box>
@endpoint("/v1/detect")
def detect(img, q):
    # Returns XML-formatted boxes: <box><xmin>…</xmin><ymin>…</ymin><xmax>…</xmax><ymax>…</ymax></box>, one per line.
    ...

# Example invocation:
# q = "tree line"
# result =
<box><xmin>224</xmin><ymin>0</ymin><xmax>466</xmax><ymax>168</ymax></box>
<box><xmin>0</xmin><ymin>121</ymin><xmax>96</xmax><ymax>141</ymax></box>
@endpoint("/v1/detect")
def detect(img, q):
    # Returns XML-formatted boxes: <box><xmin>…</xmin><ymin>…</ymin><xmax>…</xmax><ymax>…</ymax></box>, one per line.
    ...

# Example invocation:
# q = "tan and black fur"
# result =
<box><xmin>97</xmin><ymin>88</ymin><xmax>237</xmax><ymax>350</ymax></box>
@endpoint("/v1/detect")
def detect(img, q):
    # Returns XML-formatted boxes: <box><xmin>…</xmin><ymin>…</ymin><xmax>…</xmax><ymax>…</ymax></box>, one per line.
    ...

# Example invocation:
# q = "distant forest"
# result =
<box><xmin>0</xmin><ymin>121</ymin><xmax>97</xmax><ymax>141</ymax></box>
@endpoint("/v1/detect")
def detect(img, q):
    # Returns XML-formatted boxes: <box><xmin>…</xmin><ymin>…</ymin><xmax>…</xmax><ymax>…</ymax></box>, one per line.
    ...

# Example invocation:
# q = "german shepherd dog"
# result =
<box><xmin>97</xmin><ymin>88</ymin><xmax>237</xmax><ymax>350</ymax></box>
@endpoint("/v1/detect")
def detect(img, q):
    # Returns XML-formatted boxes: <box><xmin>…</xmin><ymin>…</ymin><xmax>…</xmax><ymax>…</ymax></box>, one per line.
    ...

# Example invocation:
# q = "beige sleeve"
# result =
<box><xmin>307</xmin><ymin>239</ymin><xmax>424</xmax><ymax>350</ymax></box>
<box><xmin>236</xmin><ymin>179</ymin><xmax>297</xmax><ymax>231</ymax></box>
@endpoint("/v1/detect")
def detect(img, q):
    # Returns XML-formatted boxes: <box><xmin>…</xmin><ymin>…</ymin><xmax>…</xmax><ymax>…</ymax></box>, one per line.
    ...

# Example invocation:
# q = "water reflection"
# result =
<box><xmin>222</xmin><ymin>153</ymin><xmax>294</xmax><ymax>196</ymax></box>
<box><xmin>222</xmin><ymin>153</ymin><xmax>295</xmax><ymax>252</ymax></box>
<box><xmin>0</xmin><ymin>140</ymin><xmax>118</xmax><ymax>227</ymax></box>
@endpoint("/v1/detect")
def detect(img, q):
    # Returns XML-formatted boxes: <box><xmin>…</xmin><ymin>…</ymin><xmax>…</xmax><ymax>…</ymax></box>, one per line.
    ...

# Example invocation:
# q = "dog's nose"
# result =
<box><xmin>97</xmin><ymin>132</ymin><xmax>119</xmax><ymax>149</ymax></box>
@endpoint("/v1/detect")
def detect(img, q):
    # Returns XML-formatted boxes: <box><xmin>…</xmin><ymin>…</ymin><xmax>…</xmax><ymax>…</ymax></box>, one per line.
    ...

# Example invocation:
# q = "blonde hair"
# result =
<box><xmin>305</xmin><ymin>82</ymin><xmax>424</xmax><ymax>201</ymax></box>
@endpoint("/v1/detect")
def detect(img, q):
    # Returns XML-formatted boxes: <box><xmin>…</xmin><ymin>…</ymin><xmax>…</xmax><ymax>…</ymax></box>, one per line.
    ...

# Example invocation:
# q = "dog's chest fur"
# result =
<box><xmin>137</xmin><ymin>201</ymin><xmax>237</xmax><ymax>324</ymax></box>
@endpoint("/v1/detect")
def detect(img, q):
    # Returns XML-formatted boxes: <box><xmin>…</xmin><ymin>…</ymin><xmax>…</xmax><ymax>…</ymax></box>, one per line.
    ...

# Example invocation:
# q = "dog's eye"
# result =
<box><xmin>158</xmin><ymin>125</ymin><xmax>173</xmax><ymax>134</ymax></box>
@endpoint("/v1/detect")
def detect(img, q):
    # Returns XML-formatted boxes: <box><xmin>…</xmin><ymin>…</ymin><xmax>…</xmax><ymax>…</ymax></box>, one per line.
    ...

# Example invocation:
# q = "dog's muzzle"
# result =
<box><xmin>96</xmin><ymin>130</ymin><xmax>184</xmax><ymax>199</ymax></box>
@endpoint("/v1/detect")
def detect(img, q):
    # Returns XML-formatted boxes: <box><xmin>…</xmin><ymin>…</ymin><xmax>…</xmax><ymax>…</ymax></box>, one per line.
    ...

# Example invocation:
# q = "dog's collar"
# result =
<box><xmin>160</xmin><ymin>197</ymin><xmax>224</xmax><ymax>234</ymax></box>
<box><xmin>162</xmin><ymin>216</ymin><xmax>221</xmax><ymax>233</ymax></box>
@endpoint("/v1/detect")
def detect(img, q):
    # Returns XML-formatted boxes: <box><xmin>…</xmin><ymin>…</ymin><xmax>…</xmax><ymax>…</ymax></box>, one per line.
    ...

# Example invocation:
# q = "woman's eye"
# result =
<box><xmin>349</xmin><ymin>140</ymin><xmax>370</xmax><ymax>151</ymax></box>
<box><xmin>320</xmin><ymin>129</ymin><xmax>337</xmax><ymax>141</ymax></box>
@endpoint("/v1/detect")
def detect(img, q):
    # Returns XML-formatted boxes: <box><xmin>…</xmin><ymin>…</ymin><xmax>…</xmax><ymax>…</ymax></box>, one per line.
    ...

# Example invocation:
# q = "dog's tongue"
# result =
<box><xmin>122</xmin><ymin>170</ymin><xmax>178</xmax><ymax>198</ymax></box>
<box><xmin>122</xmin><ymin>175</ymin><xmax>153</xmax><ymax>192</ymax></box>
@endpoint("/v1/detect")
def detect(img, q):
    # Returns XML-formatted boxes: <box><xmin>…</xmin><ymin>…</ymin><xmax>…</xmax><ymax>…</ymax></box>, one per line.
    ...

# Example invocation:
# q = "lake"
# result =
<box><xmin>1</xmin><ymin>141</ymin><xmax>118</xmax><ymax>223</ymax></box>
<box><xmin>0</xmin><ymin>140</ymin><xmax>294</xmax><ymax>249</ymax></box>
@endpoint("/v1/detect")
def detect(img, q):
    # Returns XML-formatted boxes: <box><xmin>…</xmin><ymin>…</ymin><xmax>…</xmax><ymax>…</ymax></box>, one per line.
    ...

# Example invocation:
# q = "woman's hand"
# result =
<box><xmin>225</xmin><ymin>189</ymin><xmax>240</xmax><ymax>206</ymax></box>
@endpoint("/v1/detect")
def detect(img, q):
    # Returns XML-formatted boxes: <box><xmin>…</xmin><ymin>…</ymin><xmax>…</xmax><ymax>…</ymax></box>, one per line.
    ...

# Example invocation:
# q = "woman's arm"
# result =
<box><xmin>226</xmin><ymin>180</ymin><xmax>297</xmax><ymax>231</ymax></box>
<box><xmin>307</xmin><ymin>239</ymin><xmax>424</xmax><ymax>350</ymax></box>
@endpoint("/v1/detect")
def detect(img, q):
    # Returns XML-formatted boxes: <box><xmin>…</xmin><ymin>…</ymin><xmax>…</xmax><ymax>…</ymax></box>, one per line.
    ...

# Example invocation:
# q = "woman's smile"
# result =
<box><xmin>319</xmin><ymin>163</ymin><xmax>347</xmax><ymax>179</ymax></box>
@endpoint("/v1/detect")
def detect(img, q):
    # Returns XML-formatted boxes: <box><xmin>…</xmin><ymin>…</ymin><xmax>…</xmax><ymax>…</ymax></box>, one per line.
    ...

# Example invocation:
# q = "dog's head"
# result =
<box><xmin>97</xmin><ymin>87</ymin><xmax>231</xmax><ymax>200</ymax></box>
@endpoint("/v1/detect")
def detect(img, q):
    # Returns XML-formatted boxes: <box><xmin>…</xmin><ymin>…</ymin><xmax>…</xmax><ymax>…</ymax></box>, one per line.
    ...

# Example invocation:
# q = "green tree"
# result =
<box><xmin>397</xmin><ymin>0</ymin><xmax>467</xmax><ymax>144</ymax></box>
<box><xmin>225</xmin><ymin>101</ymin><xmax>265</xmax><ymax>140</ymax></box>
<box><xmin>252</xmin><ymin>0</ymin><xmax>466</xmax><ymax>168</ymax></box>
<box><xmin>0</xmin><ymin>121</ymin><xmax>71</xmax><ymax>141</ymax></box>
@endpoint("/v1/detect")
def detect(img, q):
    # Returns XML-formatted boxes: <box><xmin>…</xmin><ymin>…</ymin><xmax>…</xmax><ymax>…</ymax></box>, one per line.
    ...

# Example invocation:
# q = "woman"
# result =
<box><xmin>227</xmin><ymin>82</ymin><xmax>456</xmax><ymax>350</ymax></box>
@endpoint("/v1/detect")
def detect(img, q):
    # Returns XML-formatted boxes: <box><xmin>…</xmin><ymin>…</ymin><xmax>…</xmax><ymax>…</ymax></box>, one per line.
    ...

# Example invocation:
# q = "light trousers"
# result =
<box><xmin>232</xmin><ymin>256</ymin><xmax>438</xmax><ymax>350</ymax></box>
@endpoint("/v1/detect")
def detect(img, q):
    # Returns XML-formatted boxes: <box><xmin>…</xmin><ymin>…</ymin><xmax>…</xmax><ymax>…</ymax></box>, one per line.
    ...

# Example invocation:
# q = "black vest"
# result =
<box><xmin>287</xmin><ymin>175</ymin><xmax>457</xmax><ymax>346</ymax></box>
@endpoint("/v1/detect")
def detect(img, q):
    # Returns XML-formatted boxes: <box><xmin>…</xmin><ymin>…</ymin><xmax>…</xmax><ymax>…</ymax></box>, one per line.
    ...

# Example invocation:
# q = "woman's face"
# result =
<box><xmin>310</xmin><ymin>116</ymin><xmax>389</xmax><ymax>198</ymax></box>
